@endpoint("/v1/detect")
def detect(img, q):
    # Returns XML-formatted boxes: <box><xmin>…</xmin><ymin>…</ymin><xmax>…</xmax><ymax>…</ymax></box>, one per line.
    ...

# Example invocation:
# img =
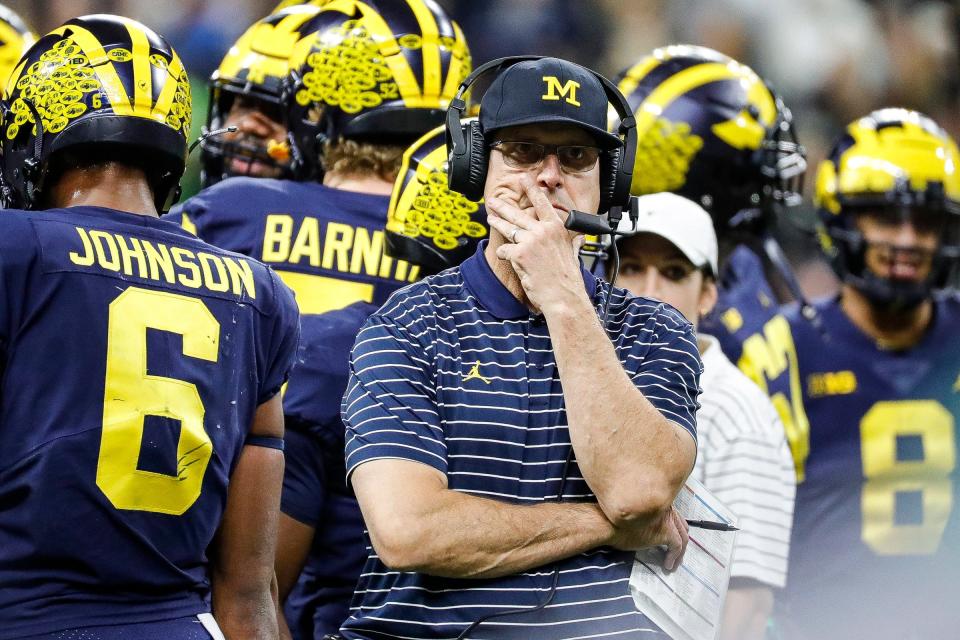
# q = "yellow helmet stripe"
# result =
<box><xmin>632</xmin><ymin>62</ymin><xmax>743</xmax><ymax>141</ymax></box>
<box><xmin>50</xmin><ymin>24</ymin><xmax>132</xmax><ymax>115</ymax></box>
<box><xmin>393</xmin><ymin>144</ymin><xmax>447</xmax><ymax>233</ymax></box>
<box><xmin>388</xmin><ymin>126</ymin><xmax>438</xmax><ymax>232</ymax></box>
<box><xmin>440</xmin><ymin>20</ymin><xmax>468</xmax><ymax>102</ymax></box>
<box><xmin>124</xmin><ymin>20</ymin><xmax>153</xmax><ymax>118</ymax></box>
<box><xmin>615</xmin><ymin>55</ymin><xmax>662</xmax><ymax>102</ymax></box>
<box><xmin>744</xmin><ymin>71</ymin><xmax>776</xmax><ymax>125</ymax></box>
<box><xmin>348</xmin><ymin>1</ymin><xmax>423</xmax><ymax>105</ymax></box>
<box><xmin>406</xmin><ymin>0</ymin><xmax>441</xmax><ymax>99</ymax></box>
<box><xmin>152</xmin><ymin>50</ymin><xmax>186</xmax><ymax>121</ymax></box>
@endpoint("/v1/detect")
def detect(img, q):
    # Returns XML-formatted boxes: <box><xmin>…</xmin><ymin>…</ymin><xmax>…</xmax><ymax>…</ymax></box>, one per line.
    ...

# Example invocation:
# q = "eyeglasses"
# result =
<box><xmin>489</xmin><ymin>140</ymin><xmax>602</xmax><ymax>173</ymax></box>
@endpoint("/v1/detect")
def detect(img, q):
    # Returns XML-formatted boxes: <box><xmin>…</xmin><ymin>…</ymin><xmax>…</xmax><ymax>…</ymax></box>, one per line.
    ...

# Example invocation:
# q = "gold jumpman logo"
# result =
<box><xmin>464</xmin><ymin>360</ymin><xmax>491</xmax><ymax>385</ymax></box>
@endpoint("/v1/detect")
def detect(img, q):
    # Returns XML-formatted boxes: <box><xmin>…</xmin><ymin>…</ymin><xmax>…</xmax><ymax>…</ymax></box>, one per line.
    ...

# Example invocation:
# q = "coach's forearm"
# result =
<box><xmin>543</xmin><ymin>293</ymin><xmax>694</xmax><ymax>525</ymax></box>
<box><xmin>364</xmin><ymin>486</ymin><xmax>615</xmax><ymax>579</ymax></box>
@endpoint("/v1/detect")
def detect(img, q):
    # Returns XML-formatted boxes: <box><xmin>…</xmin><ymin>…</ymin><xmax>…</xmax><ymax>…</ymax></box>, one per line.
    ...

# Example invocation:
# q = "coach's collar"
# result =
<box><xmin>461</xmin><ymin>240</ymin><xmax>598</xmax><ymax>320</ymax></box>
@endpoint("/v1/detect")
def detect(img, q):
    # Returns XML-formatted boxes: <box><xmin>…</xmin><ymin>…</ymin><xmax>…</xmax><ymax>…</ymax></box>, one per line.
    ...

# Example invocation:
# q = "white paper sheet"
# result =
<box><xmin>629</xmin><ymin>477</ymin><xmax>738</xmax><ymax>640</ymax></box>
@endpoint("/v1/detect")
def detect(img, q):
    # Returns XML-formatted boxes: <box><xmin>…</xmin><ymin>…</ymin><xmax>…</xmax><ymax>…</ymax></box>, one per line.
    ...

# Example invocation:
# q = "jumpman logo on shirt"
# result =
<box><xmin>464</xmin><ymin>360</ymin><xmax>491</xmax><ymax>385</ymax></box>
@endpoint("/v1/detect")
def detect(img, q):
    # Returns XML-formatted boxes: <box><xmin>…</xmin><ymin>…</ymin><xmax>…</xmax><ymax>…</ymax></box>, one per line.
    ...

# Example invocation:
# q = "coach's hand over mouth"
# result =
<box><xmin>487</xmin><ymin>175</ymin><xmax>587</xmax><ymax>315</ymax></box>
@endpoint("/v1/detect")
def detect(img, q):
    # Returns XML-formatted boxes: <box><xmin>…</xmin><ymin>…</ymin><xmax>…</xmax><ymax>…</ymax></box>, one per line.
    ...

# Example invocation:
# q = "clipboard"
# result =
<box><xmin>629</xmin><ymin>477</ymin><xmax>738</xmax><ymax>640</ymax></box>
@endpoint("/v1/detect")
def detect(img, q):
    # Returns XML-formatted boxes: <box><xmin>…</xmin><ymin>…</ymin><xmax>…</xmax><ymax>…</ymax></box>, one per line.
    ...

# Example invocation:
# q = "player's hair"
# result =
<box><xmin>322</xmin><ymin>138</ymin><xmax>406</xmax><ymax>183</ymax></box>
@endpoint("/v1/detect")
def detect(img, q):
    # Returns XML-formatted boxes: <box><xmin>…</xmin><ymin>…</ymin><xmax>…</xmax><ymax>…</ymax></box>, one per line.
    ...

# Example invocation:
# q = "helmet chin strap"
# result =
<box><xmin>851</xmin><ymin>271</ymin><xmax>931</xmax><ymax>314</ymax></box>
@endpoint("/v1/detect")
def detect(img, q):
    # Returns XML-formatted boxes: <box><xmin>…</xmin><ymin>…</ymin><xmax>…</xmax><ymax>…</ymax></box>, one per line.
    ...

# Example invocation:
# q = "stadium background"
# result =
<box><xmin>7</xmin><ymin>0</ymin><xmax>959</xmax><ymax>296</ymax></box>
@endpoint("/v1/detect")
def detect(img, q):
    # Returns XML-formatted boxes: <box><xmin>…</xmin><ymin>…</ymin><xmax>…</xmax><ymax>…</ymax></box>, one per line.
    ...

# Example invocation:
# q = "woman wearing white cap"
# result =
<box><xmin>614</xmin><ymin>193</ymin><xmax>797</xmax><ymax>640</ymax></box>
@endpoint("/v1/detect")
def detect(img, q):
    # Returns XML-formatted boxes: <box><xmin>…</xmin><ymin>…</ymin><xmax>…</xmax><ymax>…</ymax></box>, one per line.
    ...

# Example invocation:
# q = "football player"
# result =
<box><xmin>614</xmin><ymin>45</ymin><xmax>811</xmax><ymax>480</ymax></box>
<box><xmin>0</xmin><ymin>15</ymin><xmax>299</xmax><ymax>639</ymax></box>
<box><xmin>0</xmin><ymin>3</ymin><xmax>35</xmax><ymax>89</ymax></box>
<box><xmin>200</xmin><ymin>5</ymin><xmax>323</xmax><ymax>187</ymax></box>
<box><xmin>776</xmin><ymin>109</ymin><xmax>960</xmax><ymax>639</ymax></box>
<box><xmin>167</xmin><ymin>2</ymin><xmax>472</xmax><ymax>637</ymax></box>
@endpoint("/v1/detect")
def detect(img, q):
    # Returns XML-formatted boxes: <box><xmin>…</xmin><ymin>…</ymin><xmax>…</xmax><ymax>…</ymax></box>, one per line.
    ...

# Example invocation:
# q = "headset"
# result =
<box><xmin>445</xmin><ymin>55</ymin><xmax>637</xmax><ymax>219</ymax></box>
<box><xmin>444</xmin><ymin>55</ymin><xmax>642</xmax><ymax>334</ymax></box>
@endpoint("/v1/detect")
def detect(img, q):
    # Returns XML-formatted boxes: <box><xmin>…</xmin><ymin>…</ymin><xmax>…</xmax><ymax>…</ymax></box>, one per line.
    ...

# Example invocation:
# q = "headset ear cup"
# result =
<box><xmin>448</xmin><ymin>120</ymin><xmax>472</xmax><ymax>197</ymax></box>
<box><xmin>599</xmin><ymin>148</ymin><xmax>621</xmax><ymax>214</ymax></box>
<box><xmin>464</xmin><ymin>122</ymin><xmax>488</xmax><ymax>201</ymax></box>
<box><xmin>449</xmin><ymin>120</ymin><xmax>487</xmax><ymax>201</ymax></box>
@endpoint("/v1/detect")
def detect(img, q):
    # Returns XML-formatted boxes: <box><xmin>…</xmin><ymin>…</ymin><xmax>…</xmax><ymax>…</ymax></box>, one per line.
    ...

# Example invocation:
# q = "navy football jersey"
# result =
<box><xmin>283</xmin><ymin>302</ymin><xmax>377</xmax><ymax>437</ymax></box>
<box><xmin>701</xmin><ymin>244</ymin><xmax>810</xmax><ymax>480</ymax></box>
<box><xmin>169</xmin><ymin>177</ymin><xmax>421</xmax><ymax>315</ymax></box>
<box><xmin>777</xmin><ymin>294</ymin><xmax>960</xmax><ymax>639</ymax></box>
<box><xmin>282</xmin><ymin>302</ymin><xmax>375</xmax><ymax>639</ymax></box>
<box><xmin>0</xmin><ymin>206</ymin><xmax>299</xmax><ymax>637</ymax></box>
<box><xmin>282</xmin><ymin>302</ymin><xmax>377</xmax><ymax>640</ymax></box>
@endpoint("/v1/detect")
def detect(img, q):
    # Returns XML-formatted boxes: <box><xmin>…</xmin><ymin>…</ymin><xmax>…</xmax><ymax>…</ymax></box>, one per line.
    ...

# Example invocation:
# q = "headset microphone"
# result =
<box><xmin>565</xmin><ymin>198</ymin><xmax>639</xmax><ymax>331</ymax></box>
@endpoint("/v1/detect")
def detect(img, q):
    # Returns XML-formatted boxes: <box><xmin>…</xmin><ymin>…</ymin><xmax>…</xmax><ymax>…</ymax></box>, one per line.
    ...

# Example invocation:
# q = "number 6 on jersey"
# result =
<box><xmin>96</xmin><ymin>287</ymin><xmax>220</xmax><ymax>515</ymax></box>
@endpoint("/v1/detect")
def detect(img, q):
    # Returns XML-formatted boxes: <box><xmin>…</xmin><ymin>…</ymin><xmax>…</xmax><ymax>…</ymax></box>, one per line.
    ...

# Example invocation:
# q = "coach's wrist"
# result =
<box><xmin>539</xmin><ymin>288</ymin><xmax>595</xmax><ymax>321</ymax></box>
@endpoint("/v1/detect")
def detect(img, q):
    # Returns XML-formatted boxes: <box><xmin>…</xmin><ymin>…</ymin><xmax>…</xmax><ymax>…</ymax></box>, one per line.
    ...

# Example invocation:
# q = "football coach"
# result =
<box><xmin>339</xmin><ymin>56</ymin><xmax>702</xmax><ymax>639</ymax></box>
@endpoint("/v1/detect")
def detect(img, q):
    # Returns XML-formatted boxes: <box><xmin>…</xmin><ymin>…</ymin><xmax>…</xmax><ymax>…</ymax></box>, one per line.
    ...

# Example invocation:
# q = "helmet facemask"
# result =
<box><xmin>201</xmin><ymin>81</ymin><xmax>293</xmax><ymax>186</ymax></box>
<box><xmin>826</xmin><ymin>198</ymin><xmax>960</xmax><ymax>312</ymax></box>
<box><xmin>200</xmin><ymin>6</ymin><xmax>322</xmax><ymax>187</ymax></box>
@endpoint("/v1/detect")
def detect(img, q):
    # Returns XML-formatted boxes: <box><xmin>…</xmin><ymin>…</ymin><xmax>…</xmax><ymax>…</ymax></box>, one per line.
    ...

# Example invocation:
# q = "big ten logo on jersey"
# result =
<box><xmin>261</xmin><ymin>214</ymin><xmax>419</xmax><ymax>314</ymax></box>
<box><xmin>737</xmin><ymin>314</ymin><xmax>811</xmax><ymax>481</ymax></box>
<box><xmin>859</xmin><ymin>400</ymin><xmax>956</xmax><ymax>556</ymax></box>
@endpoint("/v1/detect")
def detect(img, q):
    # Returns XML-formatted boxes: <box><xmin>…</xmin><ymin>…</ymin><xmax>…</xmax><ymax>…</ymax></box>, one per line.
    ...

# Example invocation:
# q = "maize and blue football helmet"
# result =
<box><xmin>282</xmin><ymin>0</ymin><xmax>472</xmax><ymax>181</ymax></box>
<box><xmin>614</xmin><ymin>44</ymin><xmax>806</xmax><ymax>232</ymax></box>
<box><xmin>385</xmin><ymin>120</ymin><xmax>485</xmax><ymax>273</ymax></box>
<box><xmin>201</xmin><ymin>5</ymin><xmax>323</xmax><ymax>187</ymax></box>
<box><xmin>0</xmin><ymin>14</ymin><xmax>191</xmax><ymax>211</ymax></box>
<box><xmin>815</xmin><ymin>108</ymin><xmax>960</xmax><ymax>309</ymax></box>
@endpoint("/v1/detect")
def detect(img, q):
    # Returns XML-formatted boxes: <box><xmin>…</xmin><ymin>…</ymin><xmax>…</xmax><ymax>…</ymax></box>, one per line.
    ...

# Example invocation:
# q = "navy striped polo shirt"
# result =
<box><xmin>342</xmin><ymin>242</ymin><xmax>701</xmax><ymax>639</ymax></box>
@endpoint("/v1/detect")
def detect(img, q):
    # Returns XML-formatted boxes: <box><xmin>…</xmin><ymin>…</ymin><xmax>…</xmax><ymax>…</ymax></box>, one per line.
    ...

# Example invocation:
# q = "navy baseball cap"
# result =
<box><xmin>479</xmin><ymin>57</ymin><xmax>622</xmax><ymax>149</ymax></box>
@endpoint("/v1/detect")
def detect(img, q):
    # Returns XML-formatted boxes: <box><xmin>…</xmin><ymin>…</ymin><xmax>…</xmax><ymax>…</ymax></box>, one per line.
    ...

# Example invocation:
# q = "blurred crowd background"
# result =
<box><xmin>8</xmin><ymin>0</ymin><xmax>959</xmax><ymax>296</ymax></box>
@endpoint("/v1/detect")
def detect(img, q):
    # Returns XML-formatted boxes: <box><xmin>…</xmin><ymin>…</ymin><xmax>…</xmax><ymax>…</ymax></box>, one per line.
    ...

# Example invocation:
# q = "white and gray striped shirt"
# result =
<box><xmin>692</xmin><ymin>334</ymin><xmax>796</xmax><ymax>588</ymax></box>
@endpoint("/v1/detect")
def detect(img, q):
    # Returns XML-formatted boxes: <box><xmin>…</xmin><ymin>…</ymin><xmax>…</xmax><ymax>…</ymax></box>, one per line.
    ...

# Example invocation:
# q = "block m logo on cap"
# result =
<box><xmin>541</xmin><ymin>76</ymin><xmax>580</xmax><ymax>107</ymax></box>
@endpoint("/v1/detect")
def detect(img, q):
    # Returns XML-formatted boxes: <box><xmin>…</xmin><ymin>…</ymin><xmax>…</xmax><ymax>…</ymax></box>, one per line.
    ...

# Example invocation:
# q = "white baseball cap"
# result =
<box><xmin>616</xmin><ymin>193</ymin><xmax>719</xmax><ymax>276</ymax></box>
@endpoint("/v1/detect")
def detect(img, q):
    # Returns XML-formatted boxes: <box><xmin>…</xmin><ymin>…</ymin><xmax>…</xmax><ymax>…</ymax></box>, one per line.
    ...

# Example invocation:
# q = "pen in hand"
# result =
<box><xmin>686</xmin><ymin>519</ymin><xmax>738</xmax><ymax>531</ymax></box>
